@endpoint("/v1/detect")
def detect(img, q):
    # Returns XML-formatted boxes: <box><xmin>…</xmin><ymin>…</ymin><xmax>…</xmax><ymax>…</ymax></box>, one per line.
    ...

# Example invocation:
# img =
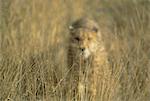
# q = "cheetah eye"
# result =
<box><xmin>88</xmin><ymin>38</ymin><xmax>92</xmax><ymax>41</ymax></box>
<box><xmin>93</xmin><ymin>27</ymin><xmax>98</xmax><ymax>33</ymax></box>
<box><xmin>75</xmin><ymin>37</ymin><xmax>80</xmax><ymax>41</ymax></box>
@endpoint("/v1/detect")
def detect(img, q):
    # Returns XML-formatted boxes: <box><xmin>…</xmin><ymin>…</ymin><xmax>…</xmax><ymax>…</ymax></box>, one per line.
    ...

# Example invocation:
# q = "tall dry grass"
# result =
<box><xmin>0</xmin><ymin>0</ymin><xmax>150</xmax><ymax>101</ymax></box>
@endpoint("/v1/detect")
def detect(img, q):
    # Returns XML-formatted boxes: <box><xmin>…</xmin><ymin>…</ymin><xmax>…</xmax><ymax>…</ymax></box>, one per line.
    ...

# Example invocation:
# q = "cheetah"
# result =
<box><xmin>67</xmin><ymin>18</ymin><xmax>111</xmax><ymax>101</ymax></box>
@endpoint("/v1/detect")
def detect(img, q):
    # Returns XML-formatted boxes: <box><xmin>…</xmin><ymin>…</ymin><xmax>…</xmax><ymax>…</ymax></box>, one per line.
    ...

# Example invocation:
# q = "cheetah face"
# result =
<box><xmin>70</xmin><ymin>28</ymin><xmax>99</xmax><ymax>59</ymax></box>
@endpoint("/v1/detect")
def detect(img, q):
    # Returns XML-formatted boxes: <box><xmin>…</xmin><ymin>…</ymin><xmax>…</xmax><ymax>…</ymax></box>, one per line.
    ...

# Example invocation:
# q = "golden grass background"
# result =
<box><xmin>0</xmin><ymin>0</ymin><xmax>150</xmax><ymax>101</ymax></box>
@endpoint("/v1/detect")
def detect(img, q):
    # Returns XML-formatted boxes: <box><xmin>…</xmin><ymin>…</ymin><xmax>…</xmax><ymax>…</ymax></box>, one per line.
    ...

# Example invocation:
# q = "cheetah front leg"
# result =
<box><xmin>88</xmin><ymin>67</ymin><xmax>97</xmax><ymax>101</ymax></box>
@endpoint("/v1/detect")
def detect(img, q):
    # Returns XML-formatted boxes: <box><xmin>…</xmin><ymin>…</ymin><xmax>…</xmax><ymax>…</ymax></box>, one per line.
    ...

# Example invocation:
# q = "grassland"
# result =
<box><xmin>0</xmin><ymin>0</ymin><xmax>150</xmax><ymax>101</ymax></box>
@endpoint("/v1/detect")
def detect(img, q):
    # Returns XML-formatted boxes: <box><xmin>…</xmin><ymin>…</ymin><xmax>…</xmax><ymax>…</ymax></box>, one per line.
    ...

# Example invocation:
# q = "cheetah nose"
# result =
<box><xmin>80</xmin><ymin>48</ymin><xmax>85</xmax><ymax>51</ymax></box>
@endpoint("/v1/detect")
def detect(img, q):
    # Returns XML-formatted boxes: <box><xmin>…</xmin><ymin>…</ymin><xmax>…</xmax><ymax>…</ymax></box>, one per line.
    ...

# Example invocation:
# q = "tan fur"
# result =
<box><xmin>67</xmin><ymin>18</ymin><xmax>110</xmax><ymax>101</ymax></box>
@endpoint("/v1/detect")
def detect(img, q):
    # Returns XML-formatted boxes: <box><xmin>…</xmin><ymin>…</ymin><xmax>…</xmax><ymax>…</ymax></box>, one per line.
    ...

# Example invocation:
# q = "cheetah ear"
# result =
<box><xmin>69</xmin><ymin>25</ymin><xmax>74</xmax><ymax>31</ymax></box>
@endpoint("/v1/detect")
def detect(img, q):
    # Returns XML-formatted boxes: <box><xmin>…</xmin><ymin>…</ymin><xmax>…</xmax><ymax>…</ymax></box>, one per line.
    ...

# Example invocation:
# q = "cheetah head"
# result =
<box><xmin>69</xmin><ymin>18</ymin><xmax>102</xmax><ymax>59</ymax></box>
